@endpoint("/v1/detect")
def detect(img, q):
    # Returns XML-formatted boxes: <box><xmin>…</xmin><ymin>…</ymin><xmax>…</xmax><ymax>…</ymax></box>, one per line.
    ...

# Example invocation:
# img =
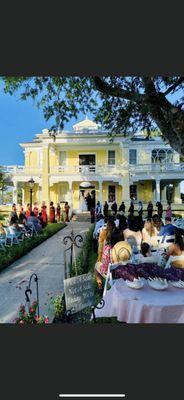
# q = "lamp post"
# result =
<box><xmin>28</xmin><ymin>177</ymin><xmax>35</xmax><ymax>211</ymax></box>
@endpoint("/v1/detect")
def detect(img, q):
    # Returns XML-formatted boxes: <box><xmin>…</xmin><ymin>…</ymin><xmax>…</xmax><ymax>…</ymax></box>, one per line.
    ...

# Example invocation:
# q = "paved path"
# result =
<box><xmin>0</xmin><ymin>221</ymin><xmax>91</xmax><ymax>323</ymax></box>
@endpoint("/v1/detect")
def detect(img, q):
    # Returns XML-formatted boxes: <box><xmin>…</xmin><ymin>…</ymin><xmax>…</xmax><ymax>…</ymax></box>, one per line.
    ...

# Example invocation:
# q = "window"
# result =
<box><xmin>129</xmin><ymin>149</ymin><xmax>137</xmax><ymax>165</ymax></box>
<box><xmin>108</xmin><ymin>150</ymin><xmax>116</xmax><ymax>165</ymax></box>
<box><xmin>108</xmin><ymin>185</ymin><xmax>116</xmax><ymax>202</ymax></box>
<box><xmin>152</xmin><ymin>149</ymin><xmax>174</xmax><ymax>164</ymax></box>
<box><xmin>59</xmin><ymin>151</ymin><xmax>66</xmax><ymax>166</ymax></box>
<box><xmin>130</xmin><ymin>185</ymin><xmax>137</xmax><ymax>200</ymax></box>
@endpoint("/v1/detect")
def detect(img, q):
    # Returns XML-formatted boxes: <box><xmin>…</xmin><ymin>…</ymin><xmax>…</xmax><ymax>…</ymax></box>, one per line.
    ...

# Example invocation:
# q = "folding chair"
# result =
<box><xmin>165</xmin><ymin>254</ymin><xmax>184</xmax><ymax>269</ymax></box>
<box><xmin>4</xmin><ymin>227</ymin><xmax>20</xmax><ymax>246</ymax></box>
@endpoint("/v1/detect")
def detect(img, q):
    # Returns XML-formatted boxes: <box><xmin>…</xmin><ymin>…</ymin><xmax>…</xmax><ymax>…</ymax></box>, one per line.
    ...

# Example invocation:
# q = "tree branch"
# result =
<box><xmin>93</xmin><ymin>77</ymin><xmax>145</xmax><ymax>103</ymax></box>
<box><xmin>163</xmin><ymin>77</ymin><xmax>184</xmax><ymax>96</ymax></box>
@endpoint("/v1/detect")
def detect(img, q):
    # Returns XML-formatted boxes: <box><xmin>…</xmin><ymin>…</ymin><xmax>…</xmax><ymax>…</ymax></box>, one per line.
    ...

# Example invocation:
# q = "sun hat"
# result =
<box><xmin>111</xmin><ymin>241</ymin><xmax>132</xmax><ymax>263</ymax></box>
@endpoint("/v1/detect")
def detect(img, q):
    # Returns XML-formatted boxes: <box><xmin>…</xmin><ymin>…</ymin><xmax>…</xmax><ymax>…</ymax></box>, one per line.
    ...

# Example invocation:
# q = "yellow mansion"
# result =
<box><xmin>5</xmin><ymin>117</ymin><xmax>184</xmax><ymax>212</ymax></box>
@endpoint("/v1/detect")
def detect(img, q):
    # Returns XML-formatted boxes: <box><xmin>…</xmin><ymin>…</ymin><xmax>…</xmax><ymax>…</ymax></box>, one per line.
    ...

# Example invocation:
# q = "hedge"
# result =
<box><xmin>0</xmin><ymin>222</ymin><xmax>66</xmax><ymax>273</ymax></box>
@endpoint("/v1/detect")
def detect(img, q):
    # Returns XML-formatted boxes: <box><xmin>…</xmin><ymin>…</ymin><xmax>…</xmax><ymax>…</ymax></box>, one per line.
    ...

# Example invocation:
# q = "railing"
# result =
<box><xmin>49</xmin><ymin>164</ymin><xmax>122</xmax><ymax>175</ymax></box>
<box><xmin>129</xmin><ymin>162</ymin><xmax>184</xmax><ymax>173</ymax></box>
<box><xmin>3</xmin><ymin>166</ymin><xmax>42</xmax><ymax>175</ymax></box>
<box><xmin>3</xmin><ymin>162</ymin><xmax>184</xmax><ymax>177</ymax></box>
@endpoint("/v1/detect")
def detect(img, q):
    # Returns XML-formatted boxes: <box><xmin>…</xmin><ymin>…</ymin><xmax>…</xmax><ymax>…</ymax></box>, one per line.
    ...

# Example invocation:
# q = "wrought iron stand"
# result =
<box><xmin>63</xmin><ymin>228</ymin><xmax>84</xmax><ymax>277</ymax></box>
<box><xmin>25</xmin><ymin>273</ymin><xmax>40</xmax><ymax>317</ymax></box>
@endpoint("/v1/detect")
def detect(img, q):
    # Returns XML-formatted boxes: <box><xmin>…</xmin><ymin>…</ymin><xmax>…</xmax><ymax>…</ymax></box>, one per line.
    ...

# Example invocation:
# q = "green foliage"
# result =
<box><xmin>51</xmin><ymin>295</ymin><xmax>64</xmax><ymax>319</ymax></box>
<box><xmin>1</xmin><ymin>76</ymin><xmax>184</xmax><ymax>144</ymax></box>
<box><xmin>0</xmin><ymin>222</ymin><xmax>66</xmax><ymax>272</ymax></box>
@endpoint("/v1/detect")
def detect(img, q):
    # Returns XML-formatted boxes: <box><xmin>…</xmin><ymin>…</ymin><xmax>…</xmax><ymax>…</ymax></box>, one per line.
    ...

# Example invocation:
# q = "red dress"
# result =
<box><xmin>56</xmin><ymin>206</ymin><xmax>61</xmax><ymax>221</ymax></box>
<box><xmin>26</xmin><ymin>209</ymin><xmax>31</xmax><ymax>218</ymax></box>
<box><xmin>41</xmin><ymin>205</ymin><xmax>48</xmax><ymax>225</ymax></box>
<box><xmin>50</xmin><ymin>206</ymin><xmax>56</xmax><ymax>223</ymax></box>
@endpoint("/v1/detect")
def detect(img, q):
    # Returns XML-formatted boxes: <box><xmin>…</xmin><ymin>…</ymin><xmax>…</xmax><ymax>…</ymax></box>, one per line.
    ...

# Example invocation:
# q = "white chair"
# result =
<box><xmin>103</xmin><ymin>260</ymin><xmax>129</xmax><ymax>296</ymax></box>
<box><xmin>0</xmin><ymin>237</ymin><xmax>6</xmax><ymax>251</ymax></box>
<box><xmin>165</xmin><ymin>254</ymin><xmax>184</xmax><ymax>269</ymax></box>
<box><xmin>4</xmin><ymin>227</ymin><xmax>20</xmax><ymax>246</ymax></box>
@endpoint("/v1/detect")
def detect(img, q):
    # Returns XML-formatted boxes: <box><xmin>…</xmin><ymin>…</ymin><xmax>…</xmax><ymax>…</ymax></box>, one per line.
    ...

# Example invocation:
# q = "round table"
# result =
<box><xmin>95</xmin><ymin>279</ymin><xmax>184</xmax><ymax>323</ymax></box>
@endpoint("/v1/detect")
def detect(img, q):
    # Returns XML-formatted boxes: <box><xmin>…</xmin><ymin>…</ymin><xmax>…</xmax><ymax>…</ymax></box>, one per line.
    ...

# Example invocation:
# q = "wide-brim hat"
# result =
<box><xmin>111</xmin><ymin>241</ymin><xmax>132</xmax><ymax>263</ymax></box>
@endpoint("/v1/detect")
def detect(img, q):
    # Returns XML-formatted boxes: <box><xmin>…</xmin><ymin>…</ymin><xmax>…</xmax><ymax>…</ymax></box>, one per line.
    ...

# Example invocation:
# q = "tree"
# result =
<box><xmin>2</xmin><ymin>76</ymin><xmax>184</xmax><ymax>155</ymax></box>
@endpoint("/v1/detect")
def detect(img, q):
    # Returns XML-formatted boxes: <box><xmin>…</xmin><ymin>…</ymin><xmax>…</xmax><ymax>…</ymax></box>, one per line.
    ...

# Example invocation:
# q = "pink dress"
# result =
<box><xmin>100</xmin><ymin>244</ymin><xmax>111</xmax><ymax>275</ymax></box>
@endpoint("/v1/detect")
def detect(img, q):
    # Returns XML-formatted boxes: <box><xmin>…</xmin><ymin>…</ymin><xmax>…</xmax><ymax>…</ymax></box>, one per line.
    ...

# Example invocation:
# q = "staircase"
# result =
<box><xmin>72</xmin><ymin>211</ymin><xmax>91</xmax><ymax>222</ymax></box>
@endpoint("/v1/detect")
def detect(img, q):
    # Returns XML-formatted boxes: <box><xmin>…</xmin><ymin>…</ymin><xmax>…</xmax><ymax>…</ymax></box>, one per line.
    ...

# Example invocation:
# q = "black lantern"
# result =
<box><xmin>28</xmin><ymin>177</ymin><xmax>35</xmax><ymax>211</ymax></box>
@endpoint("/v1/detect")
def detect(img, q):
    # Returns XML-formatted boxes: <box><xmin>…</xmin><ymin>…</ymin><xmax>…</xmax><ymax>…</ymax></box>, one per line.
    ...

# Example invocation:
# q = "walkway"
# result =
<box><xmin>0</xmin><ymin>221</ymin><xmax>91</xmax><ymax>323</ymax></box>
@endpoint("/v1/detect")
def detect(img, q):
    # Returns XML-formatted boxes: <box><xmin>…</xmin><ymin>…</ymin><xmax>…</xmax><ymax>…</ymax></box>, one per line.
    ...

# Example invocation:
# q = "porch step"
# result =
<box><xmin>72</xmin><ymin>212</ymin><xmax>91</xmax><ymax>222</ymax></box>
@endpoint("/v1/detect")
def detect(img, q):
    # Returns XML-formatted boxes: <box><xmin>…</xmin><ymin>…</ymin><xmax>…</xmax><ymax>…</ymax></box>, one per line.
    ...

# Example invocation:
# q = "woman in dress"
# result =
<box><xmin>25</xmin><ymin>203</ymin><xmax>31</xmax><ymax>218</ymax></box>
<box><xmin>142</xmin><ymin>218</ymin><xmax>158</xmax><ymax>247</ymax></box>
<box><xmin>49</xmin><ymin>202</ymin><xmax>56</xmax><ymax>223</ymax></box>
<box><xmin>165</xmin><ymin>230</ymin><xmax>184</xmax><ymax>268</ymax></box>
<box><xmin>123</xmin><ymin>216</ymin><xmax>142</xmax><ymax>251</ymax></box>
<box><xmin>33</xmin><ymin>202</ymin><xmax>39</xmax><ymax>217</ymax></box>
<box><xmin>41</xmin><ymin>201</ymin><xmax>48</xmax><ymax>227</ymax></box>
<box><xmin>64</xmin><ymin>202</ymin><xmax>70</xmax><ymax>222</ymax></box>
<box><xmin>103</xmin><ymin>201</ymin><xmax>109</xmax><ymax>219</ymax></box>
<box><xmin>56</xmin><ymin>203</ymin><xmax>61</xmax><ymax>222</ymax></box>
<box><xmin>166</xmin><ymin>201</ymin><xmax>172</xmax><ymax>219</ymax></box>
<box><xmin>147</xmin><ymin>201</ymin><xmax>153</xmax><ymax>219</ymax></box>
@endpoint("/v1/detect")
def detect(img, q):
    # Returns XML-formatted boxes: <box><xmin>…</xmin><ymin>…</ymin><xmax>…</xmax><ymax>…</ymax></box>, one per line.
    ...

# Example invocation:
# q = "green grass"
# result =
<box><xmin>0</xmin><ymin>222</ymin><xmax>66</xmax><ymax>273</ymax></box>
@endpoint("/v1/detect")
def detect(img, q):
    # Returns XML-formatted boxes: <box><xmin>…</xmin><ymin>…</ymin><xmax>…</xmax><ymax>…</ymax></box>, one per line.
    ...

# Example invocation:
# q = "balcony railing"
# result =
<box><xmin>4</xmin><ymin>162</ymin><xmax>184</xmax><ymax>177</ymax></box>
<box><xmin>129</xmin><ymin>162</ymin><xmax>184</xmax><ymax>173</ymax></box>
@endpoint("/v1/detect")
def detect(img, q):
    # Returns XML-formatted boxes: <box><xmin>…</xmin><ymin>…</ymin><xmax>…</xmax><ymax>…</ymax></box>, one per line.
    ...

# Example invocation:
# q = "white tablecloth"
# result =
<box><xmin>95</xmin><ymin>279</ymin><xmax>184</xmax><ymax>323</ymax></box>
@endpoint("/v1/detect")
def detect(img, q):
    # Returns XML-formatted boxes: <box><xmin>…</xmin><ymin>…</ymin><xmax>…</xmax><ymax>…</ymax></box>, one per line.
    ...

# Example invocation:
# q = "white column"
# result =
<box><xmin>12</xmin><ymin>181</ymin><xmax>18</xmax><ymax>205</ymax></box>
<box><xmin>174</xmin><ymin>182</ymin><xmax>182</xmax><ymax>204</ymax></box>
<box><xmin>155</xmin><ymin>179</ymin><xmax>160</xmax><ymax>202</ymax></box>
<box><xmin>68</xmin><ymin>181</ymin><xmax>73</xmax><ymax>211</ymax></box>
<box><xmin>161</xmin><ymin>184</ymin><xmax>167</xmax><ymax>203</ymax></box>
<box><xmin>98</xmin><ymin>180</ymin><xmax>103</xmax><ymax>205</ymax></box>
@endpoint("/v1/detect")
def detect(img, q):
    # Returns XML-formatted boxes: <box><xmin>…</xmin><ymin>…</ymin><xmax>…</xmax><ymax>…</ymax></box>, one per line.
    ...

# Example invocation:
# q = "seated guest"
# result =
<box><xmin>142</xmin><ymin>219</ymin><xmax>158</xmax><ymax>247</ymax></box>
<box><xmin>97</xmin><ymin>219</ymin><xmax>116</xmax><ymax>262</ymax></box>
<box><xmin>10</xmin><ymin>203</ymin><xmax>18</xmax><ymax>223</ymax></box>
<box><xmin>27</xmin><ymin>211</ymin><xmax>42</xmax><ymax>232</ymax></box>
<box><xmin>93</xmin><ymin>214</ymin><xmax>105</xmax><ymax>239</ymax></box>
<box><xmin>158</xmin><ymin>217</ymin><xmax>175</xmax><ymax>237</ymax></box>
<box><xmin>133</xmin><ymin>241</ymin><xmax>162</xmax><ymax>265</ymax></box>
<box><xmin>38</xmin><ymin>212</ymin><xmax>44</xmax><ymax>228</ymax></box>
<box><xmin>95</xmin><ymin>228</ymin><xmax>128</xmax><ymax>288</ymax></box>
<box><xmin>117</xmin><ymin>213</ymin><xmax>128</xmax><ymax>231</ymax></box>
<box><xmin>111</xmin><ymin>241</ymin><xmax>132</xmax><ymax>264</ymax></box>
<box><xmin>152</xmin><ymin>214</ymin><xmax>164</xmax><ymax>233</ymax></box>
<box><xmin>141</xmin><ymin>242</ymin><xmax>151</xmax><ymax>257</ymax></box>
<box><xmin>165</xmin><ymin>230</ymin><xmax>184</xmax><ymax>268</ymax></box>
<box><xmin>123</xmin><ymin>216</ymin><xmax>142</xmax><ymax>250</ymax></box>
<box><xmin>18</xmin><ymin>207</ymin><xmax>27</xmax><ymax>225</ymax></box>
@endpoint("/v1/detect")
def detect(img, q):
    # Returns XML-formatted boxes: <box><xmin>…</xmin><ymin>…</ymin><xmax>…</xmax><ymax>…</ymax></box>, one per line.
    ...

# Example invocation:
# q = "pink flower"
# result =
<box><xmin>19</xmin><ymin>320</ymin><xmax>24</xmax><ymax>324</ymax></box>
<box><xmin>44</xmin><ymin>317</ymin><xmax>49</xmax><ymax>324</ymax></box>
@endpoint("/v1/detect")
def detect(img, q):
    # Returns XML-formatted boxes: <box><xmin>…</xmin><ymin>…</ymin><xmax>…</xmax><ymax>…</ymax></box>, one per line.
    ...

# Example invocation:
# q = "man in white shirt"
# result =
<box><xmin>93</xmin><ymin>214</ymin><xmax>105</xmax><ymax>239</ymax></box>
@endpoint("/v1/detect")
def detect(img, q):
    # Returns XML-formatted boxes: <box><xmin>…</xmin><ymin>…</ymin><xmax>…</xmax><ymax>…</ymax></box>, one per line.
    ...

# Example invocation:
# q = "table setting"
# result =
<box><xmin>95</xmin><ymin>262</ymin><xmax>184</xmax><ymax>323</ymax></box>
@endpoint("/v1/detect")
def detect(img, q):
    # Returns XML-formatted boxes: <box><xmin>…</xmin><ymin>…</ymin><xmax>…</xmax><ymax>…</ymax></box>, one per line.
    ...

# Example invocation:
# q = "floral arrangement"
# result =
<box><xmin>14</xmin><ymin>301</ymin><xmax>49</xmax><ymax>324</ymax></box>
<box><xmin>112</xmin><ymin>263</ymin><xmax>184</xmax><ymax>282</ymax></box>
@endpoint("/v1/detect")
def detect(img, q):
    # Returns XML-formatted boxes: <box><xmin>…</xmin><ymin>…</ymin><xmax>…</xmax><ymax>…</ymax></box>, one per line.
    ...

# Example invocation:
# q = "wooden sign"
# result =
<box><xmin>64</xmin><ymin>272</ymin><xmax>95</xmax><ymax>313</ymax></box>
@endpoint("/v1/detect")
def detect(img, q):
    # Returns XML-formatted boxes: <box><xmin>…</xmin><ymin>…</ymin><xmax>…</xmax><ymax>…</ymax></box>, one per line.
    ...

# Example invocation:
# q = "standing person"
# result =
<box><xmin>147</xmin><ymin>201</ymin><xmax>153</xmax><ymax>219</ymax></box>
<box><xmin>119</xmin><ymin>201</ymin><xmax>125</xmax><ymax>214</ymax></box>
<box><xmin>156</xmin><ymin>201</ymin><xmax>163</xmax><ymax>218</ymax></box>
<box><xmin>49</xmin><ymin>202</ymin><xmax>56</xmax><ymax>223</ymax></box>
<box><xmin>111</xmin><ymin>200</ymin><xmax>118</xmax><ymax>216</ymax></box>
<box><xmin>128</xmin><ymin>200</ymin><xmax>134</xmax><ymax>215</ymax></box>
<box><xmin>86</xmin><ymin>193</ymin><xmax>92</xmax><ymax>211</ymax></box>
<box><xmin>41</xmin><ymin>201</ymin><xmax>48</xmax><ymax>227</ymax></box>
<box><xmin>103</xmin><ymin>201</ymin><xmax>109</xmax><ymax>219</ymax></box>
<box><xmin>166</xmin><ymin>201</ymin><xmax>172</xmax><ymax>219</ymax></box>
<box><xmin>95</xmin><ymin>201</ymin><xmax>102</xmax><ymax>219</ymax></box>
<box><xmin>56</xmin><ymin>203</ymin><xmax>61</xmax><ymax>222</ymax></box>
<box><xmin>90</xmin><ymin>207</ymin><xmax>95</xmax><ymax>224</ymax></box>
<box><xmin>64</xmin><ymin>201</ymin><xmax>70</xmax><ymax>222</ymax></box>
<box><xmin>25</xmin><ymin>203</ymin><xmax>31</xmax><ymax>218</ymax></box>
<box><xmin>137</xmin><ymin>201</ymin><xmax>143</xmax><ymax>217</ymax></box>
<box><xmin>10</xmin><ymin>203</ymin><xmax>18</xmax><ymax>222</ymax></box>
<box><xmin>33</xmin><ymin>202</ymin><xmax>39</xmax><ymax>217</ymax></box>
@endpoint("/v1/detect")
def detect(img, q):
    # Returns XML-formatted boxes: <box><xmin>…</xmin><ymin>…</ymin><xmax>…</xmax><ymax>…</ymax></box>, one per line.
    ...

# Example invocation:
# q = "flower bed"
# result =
<box><xmin>0</xmin><ymin>222</ymin><xmax>66</xmax><ymax>273</ymax></box>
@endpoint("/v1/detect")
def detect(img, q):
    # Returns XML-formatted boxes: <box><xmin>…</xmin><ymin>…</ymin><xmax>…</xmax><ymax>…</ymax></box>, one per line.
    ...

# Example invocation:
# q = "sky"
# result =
<box><xmin>0</xmin><ymin>81</ymin><xmax>84</xmax><ymax>165</ymax></box>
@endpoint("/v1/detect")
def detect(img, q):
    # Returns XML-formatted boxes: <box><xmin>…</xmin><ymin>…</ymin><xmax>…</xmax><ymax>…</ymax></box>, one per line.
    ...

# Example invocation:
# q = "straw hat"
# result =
<box><xmin>111</xmin><ymin>241</ymin><xmax>132</xmax><ymax>263</ymax></box>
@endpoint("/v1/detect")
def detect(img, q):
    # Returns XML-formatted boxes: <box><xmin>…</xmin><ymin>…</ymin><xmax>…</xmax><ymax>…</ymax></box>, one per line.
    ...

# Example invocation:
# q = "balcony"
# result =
<box><xmin>3</xmin><ymin>165</ymin><xmax>42</xmax><ymax>176</ymax></box>
<box><xmin>129</xmin><ymin>162</ymin><xmax>184</xmax><ymax>173</ymax></box>
<box><xmin>49</xmin><ymin>164</ymin><xmax>122</xmax><ymax>176</ymax></box>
